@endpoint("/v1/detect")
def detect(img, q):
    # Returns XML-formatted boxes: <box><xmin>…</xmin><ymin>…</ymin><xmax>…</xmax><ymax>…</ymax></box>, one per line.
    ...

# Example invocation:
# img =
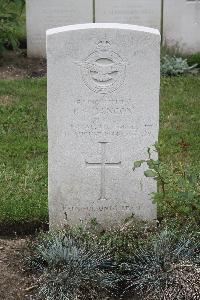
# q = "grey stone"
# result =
<box><xmin>47</xmin><ymin>23</ymin><xmax>160</xmax><ymax>228</ymax></box>
<box><xmin>95</xmin><ymin>0</ymin><xmax>161</xmax><ymax>30</ymax></box>
<box><xmin>163</xmin><ymin>0</ymin><xmax>200</xmax><ymax>54</ymax></box>
<box><xmin>26</xmin><ymin>0</ymin><xmax>93</xmax><ymax>57</ymax></box>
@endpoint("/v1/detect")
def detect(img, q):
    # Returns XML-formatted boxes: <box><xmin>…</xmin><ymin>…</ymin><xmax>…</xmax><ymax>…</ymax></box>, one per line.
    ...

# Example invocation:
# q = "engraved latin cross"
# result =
<box><xmin>86</xmin><ymin>142</ymin><xmax>121</xmax><ymax>201</ymax></box>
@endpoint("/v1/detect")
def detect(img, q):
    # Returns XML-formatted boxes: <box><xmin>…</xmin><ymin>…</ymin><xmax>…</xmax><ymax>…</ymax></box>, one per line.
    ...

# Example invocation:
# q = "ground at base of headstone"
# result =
<box><xmin>0</xmin><ymin>237</ymin><xmax>134</xmax><ymax>300</ymax></box>
<box><xmin>0</xmin><ymin>237</ymin><xmax>39</xmax><ymax>300</ymax></box>
<box><xmin>0</xmin><ymin>237</ymin><xmax>138</xmax><ymax>300</ymax></box>
<box><xmin>0</xmin><ymin>51</ymin><xmax>46</xmax><ymax>80</ymax></box>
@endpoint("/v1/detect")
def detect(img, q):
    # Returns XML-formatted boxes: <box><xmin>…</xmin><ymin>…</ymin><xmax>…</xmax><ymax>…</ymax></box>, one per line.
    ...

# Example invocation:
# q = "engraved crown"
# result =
<box><xmin>96</xmin><ymin>40</ymin><xmax>111</xmax><ymax>52</ymax></box>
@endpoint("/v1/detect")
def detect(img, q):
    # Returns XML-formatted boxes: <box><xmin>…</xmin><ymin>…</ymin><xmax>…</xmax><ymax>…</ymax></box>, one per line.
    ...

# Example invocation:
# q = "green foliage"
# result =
<box><xmin>29</xmin><ymin>231</ymin><xmax>121</xmax><ymax>300</ymax></box>
<box><xmin>134</xmin><ymin>148</ymin><xmax>200</xmax><ymax>221</ymax></box>
<box><xmin>84</xmin><ymin>216</ymin><xmax>157</xmax><ymax>261</ymax></box>
<box><xmin>133</xmin><ymin>147</ymin><xmax>200</xmax><ymax>223</ymax></box>
<box><xmin>187</xmin><ymin>52</ymin><xmax>200</xmax><ymax>67</ymax></box>
<box><xmin>121</xmin><ymin>229</ymin><xmax>200</xmax><ymax>299</ymax></box>
<box><xmin>0</xmin><ymin>0</ymin><xmax>25</xmax><ymax>54</ymax></box>
<box><xmin>161</xmin><ymin>55</ymin><xmax>197</xmax><ymax>76</ymax></box>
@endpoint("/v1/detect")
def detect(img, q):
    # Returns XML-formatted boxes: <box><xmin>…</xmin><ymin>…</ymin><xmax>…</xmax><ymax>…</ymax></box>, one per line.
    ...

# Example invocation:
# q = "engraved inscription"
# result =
<box><xmin>72</xmin><ymin>97</ymin><xmax>137</xmax><ymax>138</ymax></box>
<box><xmin>77</xmin><ymin>40</ymin><xmax>126</xmax><ymax>94</ymax></box>
<box><xmin>99</xmin><ymin>1</ymin><xmax>160</xmax><ymax>26</ymax></box>
<box><xmin>66</xmin><ymin>205</ymin><xmax>135</xmax><ymax>212</ymax></box>
<box><xmin>86</xmin><ymin>142</ymin><xmax>121</xmax><ymax>200</ymax></box>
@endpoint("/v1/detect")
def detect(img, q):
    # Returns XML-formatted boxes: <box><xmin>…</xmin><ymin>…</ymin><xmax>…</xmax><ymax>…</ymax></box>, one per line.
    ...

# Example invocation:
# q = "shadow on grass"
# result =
<box><xmin>0</xmin><ymin>219</ymin><xmax>49</xmax><ymax>236</ymax></box>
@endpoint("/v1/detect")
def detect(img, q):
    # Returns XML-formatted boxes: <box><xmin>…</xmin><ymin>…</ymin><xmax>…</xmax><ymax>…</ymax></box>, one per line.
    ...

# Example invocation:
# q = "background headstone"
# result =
<box><xmin>26</xmin><ymin>0</ymin><xmax>93</xmax><ymax>57</ymax></box>
<box><xmin>47</xmin><ymin>24</ymin><xmax>160</xmax><ymax>228</ymax></box>
<box><xmin>163</xmin><ymin>0</ymin><xmax>200</xmax><ymax>54</ymax></box>
<box><xmin>95</xmin><ymin>0</ymin><xmax>161</xmax><ymax>30</ymax></box>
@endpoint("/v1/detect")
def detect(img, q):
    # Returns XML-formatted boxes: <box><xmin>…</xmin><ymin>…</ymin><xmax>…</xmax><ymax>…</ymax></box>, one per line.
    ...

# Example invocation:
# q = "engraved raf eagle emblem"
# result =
<box><xmin>77</xmin><ymin>40</ymin><xmax>126</xmax><ymax>94</ymax></box>
<box><xmin>86</xmin><ymin>60</ymin><xmax>123</xmax><ymax>83</ymax></box>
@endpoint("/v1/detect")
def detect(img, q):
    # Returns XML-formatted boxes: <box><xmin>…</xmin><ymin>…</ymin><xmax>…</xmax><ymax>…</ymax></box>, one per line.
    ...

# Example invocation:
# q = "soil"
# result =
<box><xmin>0</xmin><ymin>51</ymin><xmax>46</xmax><ymax>80</ymax></box>
<box><xmin>0</xmin><ymin>237</ymin><xmax>38</xmax><ymax>300</ymax></box>
<box><xmin>0</xmin><ymin>221</ymin><xmax>49</xmax><ymax>236</ymax></box>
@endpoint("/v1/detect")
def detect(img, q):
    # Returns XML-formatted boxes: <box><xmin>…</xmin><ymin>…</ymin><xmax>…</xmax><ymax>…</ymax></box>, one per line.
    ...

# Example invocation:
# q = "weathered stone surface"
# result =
<box><xmin>95</xmin><ymin>0</ymin><xmax>161</xmax><ymax>30</ymax></box>
<box><xmin>26</xmin><ymin>0</ymin><xmax>93</xmax><ymax>57</ymax></box>
<box><xmin>163</xmin><ymin>0</ymin><xmax>200</xmax><ymax>54</ymax></box>
<box><xmin>47</xmin><ymin>24</ymin><xmax>160</xmax><ymax>228</ymax></box>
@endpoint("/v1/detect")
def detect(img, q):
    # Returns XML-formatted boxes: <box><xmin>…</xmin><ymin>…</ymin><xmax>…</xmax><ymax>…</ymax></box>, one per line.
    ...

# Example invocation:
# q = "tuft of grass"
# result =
<box><xmin>161</xmin><ymin>46</ymin><xmax>200</xmax><ymax>67</ymax></box>
<box><xmin>29</xmin><ymin>231</ymin><xmax>121</xmax><ymax>300</ymax></box>
<box><xmin>120</xmin><ymin>229</ymin><xmax>200</xmax><ymax>299</ymax></box>
<box><xmin>28</xmin><ymin>227</ymin><xmax>200</xmax><ymax>300</ymax></box>
<box><xmin>161</xmin><ymin>55</ymin><xmax>196</xmax><ymax>76</ymax></box>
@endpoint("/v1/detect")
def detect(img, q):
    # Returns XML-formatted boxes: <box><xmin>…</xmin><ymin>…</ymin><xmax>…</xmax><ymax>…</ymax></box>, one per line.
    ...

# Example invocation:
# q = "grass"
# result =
<box><xmin>0</xmin><ymin>75</ymin><xmax>199</xmax><ymax>224</ymax></box>
<box><xmin>160</xmin><ymin>76</ymin><xmax>200</xmax><ymax>165</ymax></box>
<box><xmin>0</xmin><ymin>79</ymin><xmax>47</xmax><ymax>223</ymax></box>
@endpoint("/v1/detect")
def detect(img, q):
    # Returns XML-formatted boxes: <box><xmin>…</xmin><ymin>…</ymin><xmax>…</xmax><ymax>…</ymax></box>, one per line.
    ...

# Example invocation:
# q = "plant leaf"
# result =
<box><xmin>144</xmin><ymin>170</ymin><xmax>157</xmax><ymax>177</ymax></box>
<box><xmin>133</xmin><ymin>160</ymin><xmax>145</xmax><ymax>171</ymax></box>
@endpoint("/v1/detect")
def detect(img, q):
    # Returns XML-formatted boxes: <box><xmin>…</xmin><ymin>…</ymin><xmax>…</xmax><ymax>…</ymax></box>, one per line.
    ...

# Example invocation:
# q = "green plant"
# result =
<box><xmin>0</xmin><ymin>0</ymin><xmax>24</xmax><ymax>54</ymax></box>
<box><xmin>133</xmin><ymin>147</ymin><xmax>200</xmax><ymax>223</ymax></box>
<box><xmin>94</xmin><ymin>217</ymin><xmax>157</xmax><ymax>261</ymax></box>
<box><xmin>30</xmin><ymin>232</ymin><xmax>121</xmax><ymax>300</ymax></box>
<box><xmin>187</xmin><ymin>52</ymin><xmax>200</xmax><ymax>67</ymax></box>
<box><xmin>67</xmin><ymin>216</ymin><xmax>157</xmax><ymax>262</ymax></box>
<box><xmin>121</xmin><ymin>229</ymin><xmax>200</xmax><ymax>299</ymax></box>
<box><xmin>161</xmin><ymin>54</ymin><xmax>197</xmax><ymax>76</ymax></box>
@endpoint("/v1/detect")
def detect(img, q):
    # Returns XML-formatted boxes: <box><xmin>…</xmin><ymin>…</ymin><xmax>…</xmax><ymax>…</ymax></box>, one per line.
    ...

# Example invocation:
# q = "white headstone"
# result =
<box><xmin>47</xmin><ymin>23</ymin><xmax>160</xmax><ymax>228</ymax></box>
<box><xmin>26</xmin><ymin>0</ymin><xmax>93</xmax><ymax>57</ymax></box>
<box><xmin>163</xmin><ymin>0</ymin><xmax>200</xmax><ymax>54</ymax></box>
<box><xmin>95</xmin><ymin>0</ymin><xmax>161</xmax><ymax>30</ymax></box>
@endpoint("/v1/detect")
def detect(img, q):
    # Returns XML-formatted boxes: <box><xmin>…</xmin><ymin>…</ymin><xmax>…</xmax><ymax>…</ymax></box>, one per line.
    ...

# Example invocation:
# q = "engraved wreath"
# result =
<box><xmin>78</xmin><ymin>40</ymin><xmax>126</xmax><ymax>94</ymax></box>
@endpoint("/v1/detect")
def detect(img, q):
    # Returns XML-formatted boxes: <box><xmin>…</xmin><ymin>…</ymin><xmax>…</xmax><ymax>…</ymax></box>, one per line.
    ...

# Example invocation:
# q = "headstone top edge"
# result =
<box><xmin>46</xmin><ymin>23</ymin><xmax>160</xmax><ymax>37</ymax></box>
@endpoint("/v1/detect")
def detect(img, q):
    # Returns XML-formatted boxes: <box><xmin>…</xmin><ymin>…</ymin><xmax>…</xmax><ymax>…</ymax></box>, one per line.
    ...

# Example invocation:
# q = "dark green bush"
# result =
<box><xmin>187</xmin><ymin>53</ymin><xmax>200</xmax><ymax>67</ymax></box>
<box><xmin>0</xmin><ymin>0</ymin><xmax>25</xmax><ymax>54</ymax></box>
